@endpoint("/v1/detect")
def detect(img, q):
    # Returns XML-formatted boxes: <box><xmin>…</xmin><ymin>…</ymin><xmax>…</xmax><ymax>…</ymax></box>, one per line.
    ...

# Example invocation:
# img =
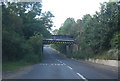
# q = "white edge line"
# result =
<box><xmin>77</xmin><ymin>73</ymin><xmax>88</xmax><ymax>81</ymax></box>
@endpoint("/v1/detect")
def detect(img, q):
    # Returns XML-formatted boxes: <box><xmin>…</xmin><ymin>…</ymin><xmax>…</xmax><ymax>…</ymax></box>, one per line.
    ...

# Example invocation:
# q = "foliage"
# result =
<box><xmin>82</xmin><ymin>2</ymin><xmax>119</xmax><ymax>54</ymax></box>
<box><xmin>2</xmin><ymin>2</ymin><xmax>54</xmax><ymax>64</ymax></box>
<box><xmin>53</xmin><ymin>18</ymin><xmax>76</xmax><ymax>55</ymax></box>
<box><xmin>52</xmin><ymin>29</ymin><xmax>58</xmax><ymax>35</ymax></box>
<box><xmin>2</xmin><ymin>31</ymin><xmax>24</xmax><ymax>61</ymax></box>
<box><xmin>58</xmin><ymin>18</ymin><xmax>76</xmax><ymax>35</ymax></box>
<box><xmin>110</xmin><ymin>32</ymin><xmax>120</xmax><ymax>49</ymax></box>
<box><xmin>54</xmin><ymin>2</ymin><xmax>119</xmax><ymax>60</ymax></box>
<box><xmin>92</xmin><ymin>49</ymin><xmax>118</xmax><ymax>60</ymax></box>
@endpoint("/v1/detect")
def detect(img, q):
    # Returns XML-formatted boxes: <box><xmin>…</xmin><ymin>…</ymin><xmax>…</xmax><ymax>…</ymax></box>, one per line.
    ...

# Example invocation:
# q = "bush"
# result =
<box><xmin>106</xmin><ymin>48</ymin><xmax>118</xmax><ymax>60</ymax></box>
<box><xmin>110</xmin><ymin>32</ymin><xmax>120</xmax><ymax>49</ymax></box>
<box><xmin>3</xmin><ymin>30</ymin><xmax>43</xmax><ymax>63</ymax></box>
<box><xmin>28</xmin><ymin>34</ymin><xmax>43</xmax><ymax>54</ymax></box>
<box><xmin>110</xmin><ymin>32</ymin><xmax>120</xmax><ymax>60</ymax></box>
<box><xmin>23</xmin><ymin>34</ymin><xmax>43</xmax><ymax>63</ymax></box>
<box><xmin>71</xmin><ymin>36</ymin><xmax>94</xmax><ymax>59</ymax></box>
<box><xmin>2</xmin><ymin>30</ymin><xmax>24</xmax><ymax>62</ymax></box>
<box><xmin>71</xmin><ymin>49</ymin><xmax>93</xmax><ymax>60</ymax></box>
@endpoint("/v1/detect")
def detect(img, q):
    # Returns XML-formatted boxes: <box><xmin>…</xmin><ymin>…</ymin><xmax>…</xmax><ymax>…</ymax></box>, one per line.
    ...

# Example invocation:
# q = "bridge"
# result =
<box><xmin>43</xmin><ymin>35</ymin><xmax>75</xmax><ymax>44</ymax></box>
<box><xmin>42</xmin><ymin>35</ymin><xmax>76</xmax><ymax>57</ymax></box>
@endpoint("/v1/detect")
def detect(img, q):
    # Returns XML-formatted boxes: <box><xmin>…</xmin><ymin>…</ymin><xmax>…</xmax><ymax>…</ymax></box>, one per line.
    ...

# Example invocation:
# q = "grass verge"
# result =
<box><xmin>2</xmin><ymin>60</ymin><xmax>39</xmax><ymax>71</ymax></box>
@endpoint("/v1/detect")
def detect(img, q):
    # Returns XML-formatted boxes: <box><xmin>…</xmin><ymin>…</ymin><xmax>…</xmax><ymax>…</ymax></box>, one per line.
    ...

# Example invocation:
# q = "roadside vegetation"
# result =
<box><xmin>52</xmin><ymin>2</ymin><xmax>119</xmax><ymax>60</ymax></box>
<box><xmin>2</xmin><ymin>2</ymin><xmax>54</xmax><ymax>70</ymax></box>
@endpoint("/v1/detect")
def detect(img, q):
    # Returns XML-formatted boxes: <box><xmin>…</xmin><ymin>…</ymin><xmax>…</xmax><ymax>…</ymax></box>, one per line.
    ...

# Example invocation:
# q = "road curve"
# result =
<box><xmin>14</xmin><ymin>46</ymin><xmax>118</xmax><ymax>80</ymax></box>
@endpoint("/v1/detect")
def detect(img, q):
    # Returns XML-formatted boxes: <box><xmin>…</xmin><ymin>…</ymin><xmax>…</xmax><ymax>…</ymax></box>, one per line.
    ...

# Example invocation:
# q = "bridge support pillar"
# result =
<box><xmin>66</xmin><ymin>45</ymin><xmax>72</xmax><ymax>57</ymax></box>
<box><xmin>40</xmin><ymin>44</ymin><xmax>44</xmax><ymax>60</ymax></box>
<box><xmin>41</xmin><ymin>45</ymin><xmax>43</xmax><ymax>56</ymax></box>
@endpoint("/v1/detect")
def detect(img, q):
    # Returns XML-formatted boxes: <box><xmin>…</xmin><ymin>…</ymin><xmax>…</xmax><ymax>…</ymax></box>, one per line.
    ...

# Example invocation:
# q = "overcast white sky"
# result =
<box><xmin>42</xmin><ymin>0</ymin><xmax>109</xmax><ymax>30</ymax></box>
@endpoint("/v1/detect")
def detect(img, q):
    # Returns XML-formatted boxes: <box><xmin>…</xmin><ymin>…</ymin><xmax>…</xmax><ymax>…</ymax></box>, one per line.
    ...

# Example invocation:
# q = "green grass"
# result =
<box><xmin>2</xmin><ymin>60</ymin><xmax>38</xmax><ymax>71</ymax></box>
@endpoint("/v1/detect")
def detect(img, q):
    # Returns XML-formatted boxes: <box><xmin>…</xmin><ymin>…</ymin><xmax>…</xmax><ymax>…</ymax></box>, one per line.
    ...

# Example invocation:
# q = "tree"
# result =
<box><xmin>54</xmin><ymin>2</ymin><xmax>119</xmax><ymax>60</ymax></box>
<box><xmin>2</xmin><ymin>2</ymin><xmax>54</xmax><ymax>62</ymax></box>
<box><xmin>58</xmin><ymin>18</ymin><xmax>76</xmax><ymax>35</ymax></box>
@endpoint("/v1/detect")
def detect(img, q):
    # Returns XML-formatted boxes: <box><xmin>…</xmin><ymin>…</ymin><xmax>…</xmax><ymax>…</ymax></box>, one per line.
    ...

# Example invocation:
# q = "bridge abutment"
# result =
<box><xmin>66</xmin><ymin>45</ymin><xmax>73</xmax><ymax>57</ymax></box>
<box><xmin>66</xmin><ymin>44</ymin><xmax>79</xmax><ymax>57</ymax></box>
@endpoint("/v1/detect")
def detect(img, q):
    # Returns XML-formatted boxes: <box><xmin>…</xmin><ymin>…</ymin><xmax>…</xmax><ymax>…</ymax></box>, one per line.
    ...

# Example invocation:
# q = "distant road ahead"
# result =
<box><xmin>15</xmin><ymin>47</ymin><xmax>118</xmax><ymax>80</ymax></box>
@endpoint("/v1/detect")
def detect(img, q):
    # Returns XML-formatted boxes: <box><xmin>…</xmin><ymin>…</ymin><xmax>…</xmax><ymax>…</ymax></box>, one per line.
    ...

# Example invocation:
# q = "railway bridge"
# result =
<box><xmin>42</xmin><ymin>35</ymin><xmax>76</xmax><ymax>57</ymax></box>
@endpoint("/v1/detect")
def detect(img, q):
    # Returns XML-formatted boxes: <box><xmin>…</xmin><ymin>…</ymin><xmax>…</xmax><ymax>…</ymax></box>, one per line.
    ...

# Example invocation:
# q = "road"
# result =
<box><xmin>14</xmin><ymin>46</ymin><xmax>118</xmax><ymax>80</ymax></box>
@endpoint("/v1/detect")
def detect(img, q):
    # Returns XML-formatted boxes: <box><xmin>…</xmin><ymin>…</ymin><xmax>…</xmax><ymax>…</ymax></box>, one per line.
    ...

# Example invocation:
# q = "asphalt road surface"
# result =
<box><xmin>14</xmin><ymin>46</ymin><xmax>118</xmax><ymax>80</ymax></box>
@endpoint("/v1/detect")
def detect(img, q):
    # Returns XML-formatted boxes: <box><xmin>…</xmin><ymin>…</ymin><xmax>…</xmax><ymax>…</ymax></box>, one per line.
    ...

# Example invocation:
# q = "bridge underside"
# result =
<box><xmin>43</xmin><ymin>39</ymin><xmax>74</xmax><ymax>44</ymax></box>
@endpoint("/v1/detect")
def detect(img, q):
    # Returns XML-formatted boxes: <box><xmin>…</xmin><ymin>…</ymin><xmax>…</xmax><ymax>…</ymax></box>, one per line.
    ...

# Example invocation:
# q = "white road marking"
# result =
<box><xmin>63</xmin><ymin>63</ymin><xmax>66</xmax><ymax>65</ymax></box>
<box><xmin>59</xmin><ymin>61</ymin><xmax>62</xmax><ymax>63</ymax></box>
<box><xmin>67</xmin><ymin>66</ymin><xmax>73</xmax><ymax>70</ymax></box>
<box><xmin>62</xmin><ymin>64</ymin><xmax>65</xmax><ymax>65</ymax></box>
<box><xmin>51</xmin><ymin>64</ymin><xmax>54</xmax><ymax>65</ymax></box>
<box><xmin>39</xmin><ymin>63</ymin><xmax>67</xmax><ymax>66</ymax></box>
<box><xmin>57</xmin><ymin>59</ymin><xmax>62</xmax><ymax>63</ymax></box>
<box><xmin>77</xmin><ymin>73</ymin><xmax>88</xmax><ymax>81</ymax></box>
<box><xmin>57</xmin><ymin>59</ymin><xmax>67</xmax><ymax>65</ymax></box>
<box><xmin>40</xmin><ymin>64</ymin><xmax>65</xmax><ymax>66</ymax></box>
<box><xmin>56</xmin><ymin>60</ymin><xmax>87</xmax><ymax>81</ymax></box>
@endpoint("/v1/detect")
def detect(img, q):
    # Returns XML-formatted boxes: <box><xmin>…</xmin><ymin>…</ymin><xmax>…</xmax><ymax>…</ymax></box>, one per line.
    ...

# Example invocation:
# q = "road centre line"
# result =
<box><xmin>41</xmin><ymin>59</ymin><xmax>87</xmax><ymax>80</ymax></box>
<box><xmin>67</xmin><ymin>66</ymin><xmax>72</xmax><ymax>70</ymax></box>
<box><xmin>62</xmin><ymin>63</ymin><xmax>66</xmax><ymax>65</ymax></box>
<box><xmin>57</xmin><ymin>59</ymin><xmax>87</xmax><ymax>81</ymax></box>
<box><xmin>76</xmin><ymin>73</ymin><xmax>88</xmax><ymax>81</ymax></box>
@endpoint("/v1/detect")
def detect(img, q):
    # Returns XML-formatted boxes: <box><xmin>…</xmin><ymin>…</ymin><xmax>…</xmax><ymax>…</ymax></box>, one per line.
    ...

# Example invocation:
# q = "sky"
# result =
<box><xmin>42</xmin><ymin>0</ymin><xmax>109</xmax><ymax>30</ymax></box>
